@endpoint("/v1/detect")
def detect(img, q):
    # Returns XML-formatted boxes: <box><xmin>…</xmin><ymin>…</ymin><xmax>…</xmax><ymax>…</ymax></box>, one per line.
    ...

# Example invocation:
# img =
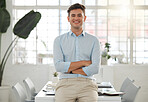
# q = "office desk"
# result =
<box><xmin>35</xmin><ymin>81</ymin><xmax>121</xmax><ymax>102</ymax></box>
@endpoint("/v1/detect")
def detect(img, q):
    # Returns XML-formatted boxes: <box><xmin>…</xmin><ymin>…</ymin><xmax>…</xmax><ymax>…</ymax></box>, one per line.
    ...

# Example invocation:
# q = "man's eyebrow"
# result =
<box><xmin>71</xmin><ymin>14</ymin><xmax>75</xmax><ymax>16</ymax></box>
<box><xmin>78</xmin><ymin>13</ymin><xmax>82</xmax><ymax>16</ymax></box>
<box><xmin>70</xmin><ymin>13</ymin><xmax>83</xmax><ymax>17</ymax></box>
<box><xmin>77</xmin><ymin>13</ymin><xmax>82</xmax><ymax>15</ymax></box>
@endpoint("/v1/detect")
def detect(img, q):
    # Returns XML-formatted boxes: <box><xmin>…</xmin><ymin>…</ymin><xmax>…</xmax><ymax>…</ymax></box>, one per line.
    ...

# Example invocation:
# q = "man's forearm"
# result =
<box><xmin>72</xmin><ymin>68</ymin><xmax>87</xmax><ymax>76</ymax></box>
<box><xmin>68</xmin><ymin>60</ymin><xmax>91</xmax><ymax>73</ymax></box>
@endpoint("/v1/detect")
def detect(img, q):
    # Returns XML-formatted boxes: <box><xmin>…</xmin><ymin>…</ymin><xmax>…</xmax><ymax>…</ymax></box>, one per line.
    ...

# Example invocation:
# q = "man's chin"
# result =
<box><xmin>72</xmin><ymin>25</ymin><xmax>82</xmax><ymax>29</ymax></box>
<box><xmin>73</xmin><ymin>27</ymin><xmax>81</xmax><ymax>29</ymax></box>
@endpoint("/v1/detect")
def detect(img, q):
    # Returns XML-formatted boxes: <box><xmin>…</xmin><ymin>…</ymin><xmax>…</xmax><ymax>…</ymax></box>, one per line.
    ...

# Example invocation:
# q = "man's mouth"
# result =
<box><xmin>73</xmin><ymin>21</ymin><xmax>80</xmax><ymax>24</ymax></box>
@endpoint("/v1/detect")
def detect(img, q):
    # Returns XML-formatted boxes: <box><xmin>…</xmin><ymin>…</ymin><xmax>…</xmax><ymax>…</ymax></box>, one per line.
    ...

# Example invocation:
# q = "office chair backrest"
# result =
<box><xmin>120</xmin><ymin>77</ymin><xmax>134</xmax><ymax>92</ymax></box>
<box><xmin>23</xmin><ymin>77</ymin><xmax>36</xmax><ymax>100</ymax></box>
<box><xmin>12</xmin><ymin>83</ymin><xmax>27</xmax><ymax>102</ymax></box>
<box><xmin>122</xmin><ymin>83</ymin><xmax>140</xmax><ymax>102</ymax></box>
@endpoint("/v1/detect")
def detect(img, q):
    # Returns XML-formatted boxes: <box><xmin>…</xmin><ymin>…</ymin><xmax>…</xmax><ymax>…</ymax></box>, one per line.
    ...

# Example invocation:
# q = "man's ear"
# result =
<box><xmin>67</xmin><ymin>16</ymin><xmax>70</xmax><ymax>22</ymax></box>
<box><xmin>84</xmin><ymin>16</ymin><xmax>86</xmax><ymax>22</ymax></box>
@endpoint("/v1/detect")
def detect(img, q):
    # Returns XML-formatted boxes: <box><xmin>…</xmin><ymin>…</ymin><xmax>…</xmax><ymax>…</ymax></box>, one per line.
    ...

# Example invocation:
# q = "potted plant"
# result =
<box><xmin>101</xmin><ymin>42</ymin><xmax>111</xmax><ymax>65</ymax></box>
<box><xmin>53</xmin><ymin>72</ymin><xmax>58</xmax><ymax>77</ymax></box>
<box><xmin>52</xmin><ymin>72</ymin><xmax>59</xmax><ymax>83</ymax></box>
<box><xmin>0</xmin><ymin>2</ymin><xmax>41</xmax><ymax>102</ymax></box>
<box><xmin>0</xmin><ymin>1</ymin><xmax>41</xmax><ymax>101</ymax></box>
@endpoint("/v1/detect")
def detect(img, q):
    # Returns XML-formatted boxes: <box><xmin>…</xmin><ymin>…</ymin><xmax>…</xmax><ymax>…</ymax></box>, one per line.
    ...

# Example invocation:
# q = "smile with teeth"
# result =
<box><xmin>73</xmin><ymin>21</ymin><xmax>80</xmax><ymax>24</ymax></box>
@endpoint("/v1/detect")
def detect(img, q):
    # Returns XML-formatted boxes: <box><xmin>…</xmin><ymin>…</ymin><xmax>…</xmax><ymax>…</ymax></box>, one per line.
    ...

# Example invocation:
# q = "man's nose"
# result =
<box><xmin>74</xmin><ymin>16</ymin><xmax>79</xmax><ymax>19</ymax></box>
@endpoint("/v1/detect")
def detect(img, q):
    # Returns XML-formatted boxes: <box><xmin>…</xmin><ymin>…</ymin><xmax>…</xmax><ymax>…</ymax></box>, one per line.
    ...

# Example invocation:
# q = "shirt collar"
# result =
<box><xmin>69</xmin><ymin>30</ymin><xmax>86</xmax><ymax>37</ymax></box>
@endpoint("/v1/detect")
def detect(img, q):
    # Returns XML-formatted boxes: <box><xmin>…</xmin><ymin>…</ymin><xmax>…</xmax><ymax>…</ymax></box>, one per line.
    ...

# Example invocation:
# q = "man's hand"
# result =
<box><xmin>83</xmin><ymin>60</ymin><xmax>92</xmax><ymax>67</ymax></box>
<box><xmin>72</xmin><ymin>68</ymin><xmax>87</xmax><ymax>76</ymax></box>
<box><xmin>68</xmin><ymin>60</ymin><xmax>92</xmax><ymax>73</ymax></box>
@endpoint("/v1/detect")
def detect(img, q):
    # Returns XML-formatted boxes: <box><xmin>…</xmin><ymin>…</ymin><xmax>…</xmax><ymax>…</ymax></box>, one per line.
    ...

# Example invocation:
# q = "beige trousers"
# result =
<box><xmin>55</xmin><ymin>77</ymin><xmax>98</xmax><ymax>102</ymax></box>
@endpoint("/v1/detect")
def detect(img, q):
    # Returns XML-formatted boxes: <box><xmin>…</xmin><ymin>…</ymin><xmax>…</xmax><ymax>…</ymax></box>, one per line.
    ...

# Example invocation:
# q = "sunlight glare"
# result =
<box><xmin>120</xmin><ymin>6</ymin><xmax>129</xmax><ymax>17</ymax></box>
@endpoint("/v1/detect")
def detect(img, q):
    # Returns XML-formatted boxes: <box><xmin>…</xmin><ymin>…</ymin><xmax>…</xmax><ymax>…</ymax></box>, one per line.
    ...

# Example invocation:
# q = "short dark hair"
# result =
<box><xmin>67</xmin><ymin>3</ymin><xmax>86</xmax><ymax>16</ymax></box>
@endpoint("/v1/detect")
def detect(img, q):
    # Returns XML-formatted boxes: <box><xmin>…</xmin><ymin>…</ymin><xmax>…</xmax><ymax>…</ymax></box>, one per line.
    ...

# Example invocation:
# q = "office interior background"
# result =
<box><xmin>1</xmin><ymin>0</ymin><xmax>148</xmax><ymax>102</ymax></box>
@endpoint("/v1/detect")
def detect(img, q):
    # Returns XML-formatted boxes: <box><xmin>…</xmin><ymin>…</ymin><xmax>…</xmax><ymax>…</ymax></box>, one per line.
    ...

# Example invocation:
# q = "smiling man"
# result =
<box><xmin>53</xmin><ymin>3</ymin><xmax>101</xmax><ymax>102</ymax></box>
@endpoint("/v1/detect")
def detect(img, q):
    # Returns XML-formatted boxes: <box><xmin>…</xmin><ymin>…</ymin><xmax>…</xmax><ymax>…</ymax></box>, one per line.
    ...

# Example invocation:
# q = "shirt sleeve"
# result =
<box><xmin>53</xmin><ymin>37</ymin><xmax>70</xmax><ymax>73</ymax></box>
<box><xmin>82</xmin><ymin>38</ymin><xmax>101</xmax><ymax>76</ymax></box>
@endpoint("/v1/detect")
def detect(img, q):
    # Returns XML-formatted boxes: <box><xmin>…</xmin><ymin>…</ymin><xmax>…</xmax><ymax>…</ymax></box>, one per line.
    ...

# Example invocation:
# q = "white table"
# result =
<box><xmin>35</xmin><ymin>81</ymin><xmax>121</xmax><ymax>102</ymax></box>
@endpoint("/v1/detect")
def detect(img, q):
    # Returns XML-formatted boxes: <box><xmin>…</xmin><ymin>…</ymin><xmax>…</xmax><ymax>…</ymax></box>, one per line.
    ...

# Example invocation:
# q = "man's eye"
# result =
<box><xmin>78</xmin><ymin>14</ymin><xmax>82</xmax><ymax>17</ymax></box>
<box><xmin>71</xmin><ymin>14</ymin><xmax>75</xmax><ymax>17</ymax></box>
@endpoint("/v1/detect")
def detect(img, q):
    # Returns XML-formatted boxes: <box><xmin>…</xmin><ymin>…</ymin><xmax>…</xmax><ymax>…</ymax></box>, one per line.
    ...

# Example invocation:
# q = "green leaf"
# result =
<box><xmin>13</xmin><ymin>10</ymin><xmax>41</xmax><ymax>39</ymax></box>
<box><xmin>0</xmin><ymin>0</ymin><xmax>6</xmax><ymax>8</ymax></box>
<box><xmin>0</xmin><ymin>8</ymin><xmax>10</xmax><ymax>33</ymax></box>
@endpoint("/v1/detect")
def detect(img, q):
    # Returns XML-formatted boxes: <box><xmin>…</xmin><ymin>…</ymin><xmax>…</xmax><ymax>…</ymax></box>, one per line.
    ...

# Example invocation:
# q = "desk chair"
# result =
<box><xmin>120</xmin><ymin>77</ymin><xmax>134</xmax><ymax>92</ymax></box>
<box><xmin>121</xmin><ymin>83</ymin><xmax>140</xmax><ymax>102</ymax></box>
<box><xmin>23</xmin><ymin>77</ymin><xmax>38</xmax><ymax>100</ymax></box>
<box><xmin>12</xmin><ymin>83</ymin><xmax>34</xmax><ymax>102</ymax></box>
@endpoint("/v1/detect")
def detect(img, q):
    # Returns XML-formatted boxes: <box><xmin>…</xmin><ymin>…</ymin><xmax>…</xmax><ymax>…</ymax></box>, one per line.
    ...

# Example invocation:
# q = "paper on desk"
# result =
<box><xmin>99</xmin><ymin>91</ymin><xmax>125</xmax><ymax>96</ymax></box>
<box><xmin>98</xmin><ymin>82</ymin><xmax>112</xmax><ymax>88</ymax></box>
<box><xmin>45</xmin><ymin>90</ymin><xmax>55</xmax><ymax>95</ymax></box>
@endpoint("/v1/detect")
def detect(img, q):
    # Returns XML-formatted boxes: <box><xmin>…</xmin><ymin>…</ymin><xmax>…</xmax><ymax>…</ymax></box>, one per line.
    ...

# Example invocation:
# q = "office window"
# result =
<box><xmin>13</xmin><ymin>0</ymin><xmax>148</xmax><ymax>65</ymax></box>
<box><xmin>133</xmin><ymin>10</ymin><xmax>148</xmax><ymax>63</ymax></box>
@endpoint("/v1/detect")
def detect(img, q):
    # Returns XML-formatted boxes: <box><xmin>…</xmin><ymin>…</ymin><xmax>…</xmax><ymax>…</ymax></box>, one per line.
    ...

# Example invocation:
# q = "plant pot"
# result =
<box><xmin>101</xmin><ymin>57</ymin><xmax>108</xmax><ymax>65</ymax></box>
<box><xmin>0</xmin><ymin>86</ymin><xmax>10</xmax><ymax>102</ymax></box>
<box><xmin>52</xmin><ymin>77</ymin><xmax>59</xmax><ymax>83</ymax></box>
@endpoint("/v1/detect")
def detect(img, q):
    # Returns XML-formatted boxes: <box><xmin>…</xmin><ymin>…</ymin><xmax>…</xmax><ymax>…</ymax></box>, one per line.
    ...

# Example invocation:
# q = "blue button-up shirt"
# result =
<box><xmin>53</xmin><ymin>30</ymin><xmax>101</xmax><ymax>79</ymax></box>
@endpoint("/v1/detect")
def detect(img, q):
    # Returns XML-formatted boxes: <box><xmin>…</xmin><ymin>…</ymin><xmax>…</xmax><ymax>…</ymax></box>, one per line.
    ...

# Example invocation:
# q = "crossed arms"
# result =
<box><xmin>68</xmin><ymin>61</ymin><xmax>92</xmax><ymax>76</ymax></box>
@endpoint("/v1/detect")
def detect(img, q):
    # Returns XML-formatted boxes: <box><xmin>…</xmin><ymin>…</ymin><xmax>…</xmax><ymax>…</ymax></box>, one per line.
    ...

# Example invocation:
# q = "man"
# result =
<box><xmin>53</xmin><ymin>3</ymin><xmax>101</xmax><ymax>102</ymax></box>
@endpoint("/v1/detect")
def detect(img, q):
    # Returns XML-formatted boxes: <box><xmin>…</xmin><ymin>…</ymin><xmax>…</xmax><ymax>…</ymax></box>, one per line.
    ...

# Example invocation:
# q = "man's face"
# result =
<box><xmin>67</xmin><ymin>9</ymin><xmax>86</xmax><ymax>30</ymax></box>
